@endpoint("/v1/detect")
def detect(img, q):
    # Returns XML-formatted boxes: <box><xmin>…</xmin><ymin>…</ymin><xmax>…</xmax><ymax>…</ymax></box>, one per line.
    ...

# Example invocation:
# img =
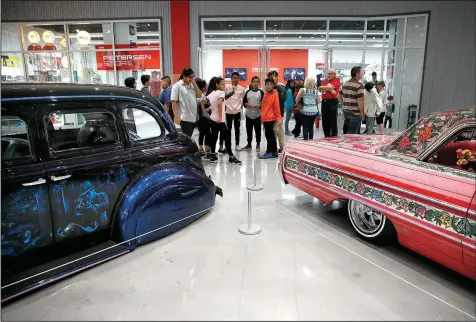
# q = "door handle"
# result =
<box><xmin>22</xmin><ymin>178</ymin><xmax>46</xmax><ymax>186</ymax></box>
<box><xmin>50</xmin><ymin>174</ymin><xmax>71</xmax><ymax>181</ymax></box>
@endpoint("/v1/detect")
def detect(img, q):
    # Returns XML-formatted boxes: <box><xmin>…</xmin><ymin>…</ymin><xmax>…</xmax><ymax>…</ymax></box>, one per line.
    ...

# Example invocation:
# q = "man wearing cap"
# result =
<box><xmin>319</xmin><ymin>68</ymin><xmax>340</xmax><ymax>137</ymax></box>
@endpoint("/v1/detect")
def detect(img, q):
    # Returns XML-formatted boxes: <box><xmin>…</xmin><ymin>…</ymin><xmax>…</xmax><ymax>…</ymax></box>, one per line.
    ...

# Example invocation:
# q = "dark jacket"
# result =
<box><xmin>274</xmin><ymin>84</ymin><xmax>286</xmax><ymax>117</ymax></box>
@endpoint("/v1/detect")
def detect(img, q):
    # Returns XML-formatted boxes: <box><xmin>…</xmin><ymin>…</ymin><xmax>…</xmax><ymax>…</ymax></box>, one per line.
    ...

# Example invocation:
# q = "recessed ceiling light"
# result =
<box><xmin>275</xmin><ymin>36</ymin><xmax>278</xmax><ymax>39</ymax></box>
<box><xmin>372</xmin><ymin>25</ymin><xmax>376</xmax><ymax>28</ymax></box>
<box><xmin>372</xmin><ymin>36</ymin><xmax>375</xmax><ymax>39</ymax></box>
<box><xmin>299</xmin><ymin>35</ymin><xmax>302</xmax><ymax>38</ymax></box>
<box><xmin>76</xmin><ymin>29</ymin><xmax>80</xmax><ymax>32</ymax></box>
<box><xmin>253</xmin><ymin>37</ymin><xmax>256</xmax><ymax>40</ymax></box>
<box><xmin>311</xmin><ymin>36</ymin><xmax>314</xmax><ymax>38</ymax></box>
<box><xmin>148</xmin><ymin>24</ymin><xmax>150</xmax><ymax>27</ymax></box>
<box><xmin>274</xmin><ymin>24</ymin><xmax>277</xmax><ymax>27</ymax></box>
<box><xmin>415</xmin><ymin>25</ymin><xmax>419</xmax><ymax>27</ymax></box>
<box><xmin>228</xmin><ymin>24</ymin><xmax>232</xmax><ymax>27</ymax></box>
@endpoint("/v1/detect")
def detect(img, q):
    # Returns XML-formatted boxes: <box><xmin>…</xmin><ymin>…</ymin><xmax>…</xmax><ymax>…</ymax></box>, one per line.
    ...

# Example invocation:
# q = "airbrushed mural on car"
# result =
<box><xmin>51</xmin><ymin>166</ymin><xmax>129</xmax><ymax>239</ymax></box>
<box><xmin>1</xmin><ymin>186</ymin><xmax>49</xmax><ymax>256</ymax></box>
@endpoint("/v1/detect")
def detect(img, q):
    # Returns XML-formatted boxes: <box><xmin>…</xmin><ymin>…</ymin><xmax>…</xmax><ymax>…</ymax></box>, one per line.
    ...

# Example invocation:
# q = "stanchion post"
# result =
<box><xmin>238</xmin><ymin>158</ymin><xmax>263</xmax><ymax>235</ymax></box>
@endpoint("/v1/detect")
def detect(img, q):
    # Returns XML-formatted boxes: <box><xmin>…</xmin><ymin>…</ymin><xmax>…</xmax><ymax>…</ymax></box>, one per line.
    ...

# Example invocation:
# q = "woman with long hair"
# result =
<box><xmin>295</xmin><ymin>76</ymin><xmax>321</xmax><ymax>140</ymax></box>
<box><xmin>284</xmin><ymin>79</ymin><xmax>295</xmax><ymax>135</ymax></box>
<box><xmin>291</xmin><ymin>82</ymin><xmax>303</xmax><ymax>138</ymax></box>
<box><xmin>206</xmin><ymin>77</ymin><xmax>242</xmax><ymax>165</ymax></box>
<box><xmin>195</xmin><ymin>78</ymin><xmax>211</xmax><ymax>157</ymax></box>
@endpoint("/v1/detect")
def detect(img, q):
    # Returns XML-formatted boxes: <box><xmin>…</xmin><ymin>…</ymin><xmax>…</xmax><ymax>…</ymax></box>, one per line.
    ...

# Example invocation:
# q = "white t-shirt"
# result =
<box><xmin>207</xmin><ymin>90</ymin><xmax>226</xmax><ymax>123</ymax></box>
<box><xmin>379</xmin><ymin>90</ymin><xmax>388</xmax><ymax>107</ymax></box>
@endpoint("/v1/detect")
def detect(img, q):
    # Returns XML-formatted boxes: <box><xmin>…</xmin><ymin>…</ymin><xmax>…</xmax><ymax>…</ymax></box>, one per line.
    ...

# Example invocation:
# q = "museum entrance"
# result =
<box><xmin>199</xmin><ymin>16</ymin><xmax>428</xmax><ymax>131</ymax></box>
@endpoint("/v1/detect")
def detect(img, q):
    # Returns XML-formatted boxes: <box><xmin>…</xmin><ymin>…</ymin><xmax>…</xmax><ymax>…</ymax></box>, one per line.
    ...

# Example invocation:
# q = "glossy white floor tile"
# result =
<box><xmin>2</xmin><ymin>122</ymin><xmax>475</xmax><ymax>321</ymax></box>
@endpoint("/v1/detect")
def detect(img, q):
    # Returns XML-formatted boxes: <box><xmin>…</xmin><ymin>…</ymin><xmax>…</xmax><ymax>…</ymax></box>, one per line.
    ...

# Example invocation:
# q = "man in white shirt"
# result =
<box><xmin>376</xmin><ymin>81</ymin><xmax>388</xmax><ymax>134</ymax></box>
<box><xmin>170</xmin><ymin>68</ymin><xmax>205</xmax><ymax>138</ymax></box>
<box><xmin>219</xmin><ymin>72</ymin><xmax>245</xmax><ymax>152</ymax></box>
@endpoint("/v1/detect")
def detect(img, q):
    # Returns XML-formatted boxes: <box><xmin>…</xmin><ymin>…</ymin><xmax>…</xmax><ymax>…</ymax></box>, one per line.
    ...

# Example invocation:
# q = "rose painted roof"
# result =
<box><xmin>385</xmin><ymin>109</ymin><xmax>476</xmax><ymax>158</ymax></box>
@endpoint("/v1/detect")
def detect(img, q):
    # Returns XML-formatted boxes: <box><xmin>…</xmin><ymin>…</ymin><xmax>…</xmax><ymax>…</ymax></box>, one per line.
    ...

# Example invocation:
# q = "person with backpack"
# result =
<box><xmin>384</xmin><ymin>95</ymin><xmax>395</xmax><ymax>129</ymax></box>
<box><xmin>242</xmin><ymin>76</ymin><xmax>264</xmax><ymax>151</ymax></box>
<box><xmin>295</xmin><ymin>76</ymin><xmax>321</xmax><ymax>140</ymax></box>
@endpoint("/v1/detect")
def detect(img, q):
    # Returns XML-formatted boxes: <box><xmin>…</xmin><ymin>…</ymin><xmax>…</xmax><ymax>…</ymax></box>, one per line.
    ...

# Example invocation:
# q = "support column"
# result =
<box><xmin>170</xmin><ymin>0</ymin><xmax>190</xmax><ymax>82</ymax></box>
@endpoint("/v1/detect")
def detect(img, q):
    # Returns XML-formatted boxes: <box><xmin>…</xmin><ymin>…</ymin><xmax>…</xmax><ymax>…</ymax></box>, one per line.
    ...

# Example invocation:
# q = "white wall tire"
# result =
<box><xmin>348</xmin><ymin>199</ymin><xmax>395</xmax><ymax>245</ymax></box>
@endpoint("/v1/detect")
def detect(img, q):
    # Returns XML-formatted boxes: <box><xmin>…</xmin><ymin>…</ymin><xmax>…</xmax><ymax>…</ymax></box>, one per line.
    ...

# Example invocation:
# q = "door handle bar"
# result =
<box><xmin>22</xmin><ymin>178</ymin><xmax>46</xmax><ymax>186</ymax></box>
<box><xmin>50</xmin><ymin>174</ymin><xmax>71</xmax><ymax>181</ymax></box>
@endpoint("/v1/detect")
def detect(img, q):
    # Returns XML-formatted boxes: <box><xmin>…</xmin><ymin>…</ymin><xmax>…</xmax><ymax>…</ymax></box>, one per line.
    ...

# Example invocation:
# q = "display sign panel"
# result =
<box><xmin>95</xmin><ymin>45</ymin><xmax>160</xmax><ymax>70</ymax></box>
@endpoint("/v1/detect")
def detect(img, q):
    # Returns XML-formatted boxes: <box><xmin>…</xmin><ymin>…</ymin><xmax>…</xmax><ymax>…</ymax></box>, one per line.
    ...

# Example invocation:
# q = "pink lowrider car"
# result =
<box><xmin>280</xmin><ymin>109</ymin><xmax>476</xmax><ymax>280</ymax></box>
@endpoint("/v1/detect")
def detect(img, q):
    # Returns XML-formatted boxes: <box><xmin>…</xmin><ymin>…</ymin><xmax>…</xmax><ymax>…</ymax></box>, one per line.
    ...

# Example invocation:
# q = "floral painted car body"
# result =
<box><xmin>279</xmin><ymin>109</ymin><xmax>476</xmax><ymax>280</ymax></box>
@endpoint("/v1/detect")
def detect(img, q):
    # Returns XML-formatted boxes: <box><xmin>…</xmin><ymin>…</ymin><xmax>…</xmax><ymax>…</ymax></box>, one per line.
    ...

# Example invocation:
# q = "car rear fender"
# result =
<box><xmin>110</xmin><ymin>162</ymin><xmax>216</xmax><ymax>247</ymax></box>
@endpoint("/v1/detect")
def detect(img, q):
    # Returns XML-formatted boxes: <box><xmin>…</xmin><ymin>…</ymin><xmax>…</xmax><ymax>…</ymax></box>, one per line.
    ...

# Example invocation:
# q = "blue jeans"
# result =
<box><xmin>284</xmin><ymin>108</ymin><xmax>292</xmax><ymax>132</ymax></box>
<box><xmin>345</xmin><ymin>114</ymin><xmax>362</xmax><ymax>134</ymax></box>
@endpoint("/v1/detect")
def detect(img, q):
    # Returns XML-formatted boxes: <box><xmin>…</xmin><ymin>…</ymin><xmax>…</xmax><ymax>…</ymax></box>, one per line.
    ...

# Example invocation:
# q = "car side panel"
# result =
<box><xmin>281</xmin><ymin>143</ymin><xmax>476</xmax><ymax>279</ymax></box>
<box><xmin>112</xmin><ymin>162</ymin><xmax>216</xmax><ymax>246</ymax></box>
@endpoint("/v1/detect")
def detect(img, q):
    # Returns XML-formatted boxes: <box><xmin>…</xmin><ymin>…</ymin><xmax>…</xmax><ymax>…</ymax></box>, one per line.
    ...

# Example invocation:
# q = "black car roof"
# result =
<box><xmin>1</xmin><ymin>83</ymin><xmax>160</xmax><ymax>106</ymax></box>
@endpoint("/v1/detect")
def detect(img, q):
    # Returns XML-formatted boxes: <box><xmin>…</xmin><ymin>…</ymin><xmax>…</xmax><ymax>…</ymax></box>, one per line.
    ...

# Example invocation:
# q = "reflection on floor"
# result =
<box><xmin>2</xmin><ymin>122</ymin><xmax>475</xmax><ymax>321</ymax></box>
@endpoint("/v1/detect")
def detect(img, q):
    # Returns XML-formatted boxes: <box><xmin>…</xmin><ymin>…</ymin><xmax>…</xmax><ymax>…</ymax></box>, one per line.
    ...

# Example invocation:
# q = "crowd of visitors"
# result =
<box><xmin>124</xmin><ymin>65</ymin><xmax>393</xmax><ymax>164</ymax></box>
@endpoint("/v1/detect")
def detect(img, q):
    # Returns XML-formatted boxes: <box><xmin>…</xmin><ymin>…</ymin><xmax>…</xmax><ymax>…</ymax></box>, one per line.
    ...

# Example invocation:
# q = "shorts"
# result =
<box><xmin>376</xmin><ymin>112</ymin><xmax>385</xmax><ymax>125</ymax></box>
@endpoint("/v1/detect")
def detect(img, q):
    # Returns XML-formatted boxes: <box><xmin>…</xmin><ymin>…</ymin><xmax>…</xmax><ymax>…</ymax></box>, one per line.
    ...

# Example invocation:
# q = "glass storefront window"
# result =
<box><xmin>114</xmin><ymin>50</ymin><xmax>162</xmax><ymax>95</ymax></box>
<box><xmin>385</xmin><ymin>18</ymin><xmax>405</xmax><ymax>47</ymax></box>
<box><xmin>363</xmin><ymin>49</ymin><xmax>383</xmax><ymax>83</ymax></box>
<box><xmin>365</xmin><ymin>20</ymin><xmax>385</xmax><ymax>47</ymax></box>
<box><xmin>329</xmin><ymin>20</ymin><xmax>365</xmax><ymax>47</ymax></box>
<box><xmin>1</xmin><ymin>19</ymin><xmax>162</xmax><ymax>87</ymax></box>
<box><xmin>114</xmin><ymin>22</ymin><xmax>160</xmax><ymax>49</ymax></box>
<box><xmin>1</xmin><ymin>52</ymin><xmax>26</xmax><ymax>82</ymax></box>
<box><xmin>203</xmin><ymin>20</ymin><xmax>264</xmax><ymax>48</ymax></box>
<box><xmin>2</xmin><ymin>23</ymin><xmax>22</xmax><ymax>51</ymax></box>
<box><xmin>67</xmin><ymin>23</ymin><xmax>113</xmax><ymax>50</ymax></box>
<box><xmin>330</xmin><ymin>49</ymin><xmax>363</xmax><ymax>83</ymax></box>
<box><xmin>25</xmin><ymin>52</ymin><xmax>70</xmax><ymax>82</ymax></box>
<box><xmin>22</xmin><ymin>24</ymin><xmax>66</xmax><ymax>51</ymax></box>
<box><xmin>406</xmin><ymin>16</ymin><xmax>427</xmax><ymax>47</ymax></box>
<box><xmin>70</xmin><ymin>51</ymin><xmax>114</xmax><ymax>85</ymax></box>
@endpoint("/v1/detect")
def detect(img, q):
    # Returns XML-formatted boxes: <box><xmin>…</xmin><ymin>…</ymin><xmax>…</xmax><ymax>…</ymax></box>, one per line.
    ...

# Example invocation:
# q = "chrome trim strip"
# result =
<box><xmin>283</xmin><ymin>167</ymin><xmax>474</xmax><ymax>247</ymax></box>
<box><xmin>277</xmin><ymin>161</ymin><xmax>287</xmax><ymax>184</ymax></box>
<box><xmin>284</xmin><ymin>154</ymin><xmax>474</xmax><ymax>216</ymax></box>
<box><xmin>2</xmin><ymin>206</ymin><xmax>214</xmax><ymax>290</ymax></box>
<box><xmin>1</xmin><ymin>250</ymin><xmax>130</xmax><ymax>303</ymax></box>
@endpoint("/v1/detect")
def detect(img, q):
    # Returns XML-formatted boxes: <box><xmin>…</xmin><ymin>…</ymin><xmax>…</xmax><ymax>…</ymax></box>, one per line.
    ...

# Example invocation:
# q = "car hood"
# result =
<box><xmin>298</xmin><ymin>133</ymin><xmax>402</xmax><ymax>155</ymax></box>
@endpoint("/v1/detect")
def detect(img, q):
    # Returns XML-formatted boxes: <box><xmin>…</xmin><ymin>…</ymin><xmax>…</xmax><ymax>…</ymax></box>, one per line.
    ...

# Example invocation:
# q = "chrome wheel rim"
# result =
<box><xmin>349</xmin><ymin>200</ymin><xmax>384</xmax><ymax>235</ymax></box>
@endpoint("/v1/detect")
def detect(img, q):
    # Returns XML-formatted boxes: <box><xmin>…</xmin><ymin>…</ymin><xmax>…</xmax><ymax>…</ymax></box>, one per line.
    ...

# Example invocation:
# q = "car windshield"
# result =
<box><xmin>383</xmin><ymin>109</ymin><xmax>476</xmax><ymax>158</ymax></box>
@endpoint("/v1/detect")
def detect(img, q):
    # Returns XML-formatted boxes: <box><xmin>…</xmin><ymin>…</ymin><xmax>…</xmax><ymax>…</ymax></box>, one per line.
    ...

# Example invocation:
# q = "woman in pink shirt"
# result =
<box><xmin>207</xmin><ymin>77</ymin><xmax>242</xmax><ymax>165</ymax></box>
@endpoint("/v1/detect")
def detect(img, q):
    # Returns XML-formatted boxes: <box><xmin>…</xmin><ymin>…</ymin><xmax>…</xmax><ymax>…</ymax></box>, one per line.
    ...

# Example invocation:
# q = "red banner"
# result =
<box><xmin>95</xmin><ymin>45</ymin><xmax>160</xmax><ymax>71</ymax></box>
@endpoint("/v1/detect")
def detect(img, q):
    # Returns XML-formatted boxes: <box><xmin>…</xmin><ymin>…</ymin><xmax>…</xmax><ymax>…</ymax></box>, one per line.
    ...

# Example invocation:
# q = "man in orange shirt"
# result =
<box><xmin>259</xmin><ymin>78</ymin><xmax>282</xmax><ymax>159</ymax></box>
<box><xmin>319</xmin><ymin>68</ymin><xmax>340</xmax><ymax>137</ymax></box>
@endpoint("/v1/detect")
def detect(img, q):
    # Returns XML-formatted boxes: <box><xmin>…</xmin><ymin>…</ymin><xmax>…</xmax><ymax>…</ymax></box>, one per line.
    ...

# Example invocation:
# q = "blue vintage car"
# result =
<box><xmin>1</xmin><ymin>83</ymin><xmax>222</xmax><ymax>301</ymax></box>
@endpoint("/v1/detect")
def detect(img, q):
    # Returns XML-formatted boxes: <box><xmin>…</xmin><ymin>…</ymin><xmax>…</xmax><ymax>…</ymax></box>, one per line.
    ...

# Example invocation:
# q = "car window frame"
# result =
<box><xmin>118</xmin><ymin>100</ymin><xmax>166</xmax><ymax>147</ymax></box>
<box><xmin>1</xmin><ymin>107</ymin><xmax>39</xmax><ymax>168</ymax></box>
<box><xmin>40</xmin><ymin>102</ymin><xmax>124</xmax><ymax>160</ymax></box>
<box><xmin>420</xmin><ymin>121</ymin><xmax>476</xmax><ymax>173</ymax></box>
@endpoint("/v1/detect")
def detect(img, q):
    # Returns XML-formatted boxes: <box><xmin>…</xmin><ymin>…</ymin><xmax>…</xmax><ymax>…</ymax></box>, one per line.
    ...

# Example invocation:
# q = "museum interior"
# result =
<box><xmin>1</xmin><ymin>0</ymin><xmax>475</xmax><ymax>321</ymax></box>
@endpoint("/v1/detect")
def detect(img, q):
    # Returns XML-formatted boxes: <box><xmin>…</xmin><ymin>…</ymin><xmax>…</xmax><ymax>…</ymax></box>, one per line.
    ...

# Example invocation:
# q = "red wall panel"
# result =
<box><xmin>170</xmin><ymin>0</ymin><xmax>190</xmax><ymax>82</ymax></box>
<box><xmin>222</xmin><ymin>49</ymin><xmax>309</xmax><ymax>86</ymax></box>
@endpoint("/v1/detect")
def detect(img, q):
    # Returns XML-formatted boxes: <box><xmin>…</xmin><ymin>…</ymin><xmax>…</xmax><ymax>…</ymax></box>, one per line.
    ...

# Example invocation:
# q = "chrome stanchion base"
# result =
<box><xmin>246</xmin><ymin>184</ymin><xmax>263</xmax><ymax>192</ymax></box>
<box><xmin>238</xmin><ymin>223</ymin><xmax>262</xmax><ymax>235</ymax></box>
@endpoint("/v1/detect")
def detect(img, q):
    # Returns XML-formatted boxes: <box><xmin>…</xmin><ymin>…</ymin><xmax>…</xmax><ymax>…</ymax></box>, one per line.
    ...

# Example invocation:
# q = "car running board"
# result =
<box><xmin>1</xmin><ymin>240</ymin><xmax>130</xmax><ymax>303</ymax></box>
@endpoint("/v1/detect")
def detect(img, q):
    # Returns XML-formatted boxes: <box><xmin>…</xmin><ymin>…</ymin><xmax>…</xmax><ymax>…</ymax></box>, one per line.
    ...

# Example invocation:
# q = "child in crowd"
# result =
<box><xmin>259</xmin><ymin>78</ymin><xmax>282</xmax><ymax>159</ymax></box>
<box><xmin>195</xmin><ymin>78</ymin><xmax>211</xmax><ymax>157</ymax></box>
<box><xmin>140</xmin><ymin>74</ymin><xmax>151</xmax><ymax>95</ymax></box>
<box><xmin>242</xmin><ymin>76</ymin><xmax>264</xmax><ymax>151</ymax></box>
<box><xmin>207</xmin><ymin>77</ymin><xmax>242</xmax><ymax>165</ymax></box>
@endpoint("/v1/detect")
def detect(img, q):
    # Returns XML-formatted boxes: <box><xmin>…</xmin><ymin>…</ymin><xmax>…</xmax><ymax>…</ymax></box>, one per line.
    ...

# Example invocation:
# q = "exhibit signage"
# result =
<box><xmin>95</xmin><ymin>45</ymin><xmax>160</xmax><ymax>70</ymax></box>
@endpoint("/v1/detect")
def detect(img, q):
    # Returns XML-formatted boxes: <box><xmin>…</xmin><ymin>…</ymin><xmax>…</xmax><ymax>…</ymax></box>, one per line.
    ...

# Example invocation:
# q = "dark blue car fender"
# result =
<box><xmin>111</xmin><ymin>162</ymin><xmax>216</xmax><ymax>248</ymax></box>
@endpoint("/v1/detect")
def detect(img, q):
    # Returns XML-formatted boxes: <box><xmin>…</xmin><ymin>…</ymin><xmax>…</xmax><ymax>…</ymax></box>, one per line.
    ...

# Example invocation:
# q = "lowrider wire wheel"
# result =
<box><xmin>348</xmin><ymin>200</ymin><xmax>395</xmax><ymax>244</ymax></box>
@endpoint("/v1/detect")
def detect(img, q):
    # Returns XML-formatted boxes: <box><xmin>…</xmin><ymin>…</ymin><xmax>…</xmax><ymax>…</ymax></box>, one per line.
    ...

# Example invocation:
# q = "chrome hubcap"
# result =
<box><xmin>349</xmin><ymin>201</ymin><xmax>384</xmax><ymax>235</ymax></box>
